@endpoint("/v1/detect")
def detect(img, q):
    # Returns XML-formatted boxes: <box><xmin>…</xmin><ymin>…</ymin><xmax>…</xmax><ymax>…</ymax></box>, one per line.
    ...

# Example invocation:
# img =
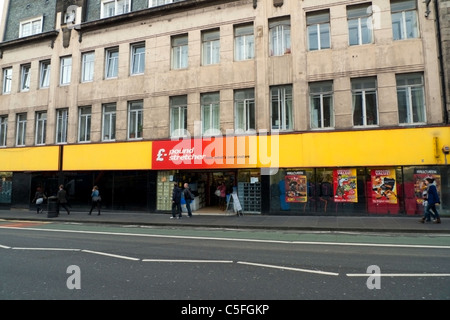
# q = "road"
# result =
<box><xmin>0</xmin><ymin>219</ymin><xmax>449</xmax><ymax>304</ymax></box>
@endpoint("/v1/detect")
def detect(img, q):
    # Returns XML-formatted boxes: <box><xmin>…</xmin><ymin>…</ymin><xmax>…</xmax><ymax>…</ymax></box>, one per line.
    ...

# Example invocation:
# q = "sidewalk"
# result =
<box><xmin>0</xmin><ymin>208</ymin><xmax>449</xmax><ymax>233</ymax></box>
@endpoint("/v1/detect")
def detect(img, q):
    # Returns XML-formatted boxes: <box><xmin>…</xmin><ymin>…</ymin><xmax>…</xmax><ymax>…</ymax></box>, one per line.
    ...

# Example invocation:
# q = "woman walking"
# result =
<box><xmin>88</xmin><ymin>186</ymin><xmax>101</xmax><ymax>216</ymax></box>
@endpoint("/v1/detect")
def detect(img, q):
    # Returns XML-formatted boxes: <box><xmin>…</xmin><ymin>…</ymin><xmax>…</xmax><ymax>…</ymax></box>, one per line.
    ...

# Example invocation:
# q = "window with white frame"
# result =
<box><xmin>271</xmin><ymin>85</ymin><xmax>292</xmax><ymax>131</ymax></box>
<box><xmin>396</xmin><ymin>73</ymin><xmax>426</xmax><ymax>124</ymax></box>
<box><xmin>352</xmin><ymin>77</ymin><xmax>378</xmax><ymax>126</ymax></box>
<box><xmin>170</xmin><ymin>95</ymin><xmax>187</xmax><ymax>137</ymax></box>
<box><xmin>56</xmin><ymin>109</ymin><xmax>68</xmax><ymax>144</ymax></box>
<box><xmin>0</xmin><ymin>116</ymin><xmax>7</xmax><ymax>147</ymax></box>
<box><xmin>171</xmin><ymin>35</ymin><xmax>188</xmax><ymax>70</ymax></box>
<box><xmin>131</xmin><ymin>43</ymin><xmax>145</xmax><ymax>75</ymax></box>
<box><xmin>16</xmin><ymin>113</ymin><xmax>27</xmax><ymax>146</ymax></box>
<box><xmin>234</xmin><ymin>24</ymin><xmax>254</xmax><ymax>61</ymax></box>
<box><xmin>347</xmin><ymin>3</ymin><xmax>373</xmax><ymax>46</ymax></box>
<box><xmin>128</xmin><ymin>101</ymin><xmax>143</xmax><ymax>139</ymax></box>
<box><xmin>81</xmin><ymin>52</ymin><xmax>95</xmax><ymax>83</ymax></box>
<box><xmin>309</xmin><ymin>81</ymin><xmax>334</xmax><ymax>129</ymax></box>
<box><xmin>35</xmin><ymin>111</ymin><xmax>47</xmax><ymax>145</ymax></box>
<box><xmin>39</xmin><ymin>60</ymin><xmax>51</xmax><ymax>88</ymax></box>
<box><xmin>391</xmin><ymin>0</ymin><xmax>419</xmax><ymax>40</ymax></box>
<box><xmin>2</xmin><ymin>68</ymin><xmax>12</xmax><ymax>94</ymax></box>
<box><xmin>60</xmin><ymin>56</ymin><xmax>72</xmax><ymax>85</ymax></box>
<box><xmin>102</xmin><ymin>103</ymin><xmax>116</xmax><ymax>141</ymax></box>
<box><xmin>19</xmin><ymin>17</ymin><xmax>43</xmax><ymax>38</ymax></box>
<box><xmin>201</xmin><ymin>93</ymin><xmax>220</xmax><ymax>136</ymax></box>
<box><xmin>307</xmin><ymin>10</ymin><xmax>330</xmax><ymax>51</ymax></box>
<box><xmin>105</xmin><ymin>48</ymin><xmax>119</xmax><ymax>79</ymax></box>
<box><xmin>78</xmin><ymin>107</ymin><xmax>91</xmax><ymax>142</ymax></box>
<box><xmin>20</xmin><ymin>64</ymin><xmax>31</xmax><ymax>92</ymax></box>
<box><xmin>202</xmin><ymin>29</ymin><xmax>220</xmax><ymax>66</ymax></box>
<box><xmin>234</xmin><ymin>89</ymin><xmax>255</xmax><ymax>133</ymax></box>
<box><xmin>150</xmin><ymin>0</ymin><xmax>184</xmax><ymax>8</ymax></box>
<box><xmin>269</xmin><ymin>17</ymin><xmax>291</xmax><ymax>56</ymax></box>
<box><xmin>101</xmin><ymin>0</ymin><xmax>130</xmax><ymax>18</ymax></box>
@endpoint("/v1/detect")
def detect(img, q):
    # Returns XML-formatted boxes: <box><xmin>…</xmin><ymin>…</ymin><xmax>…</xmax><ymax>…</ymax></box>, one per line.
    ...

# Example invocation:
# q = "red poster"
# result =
<box><xmin>371</xmin><ymin>169</ymin><xmax>397</xmax><ymax>204</ymax></box>
<box><xmin>413</xmin><ymin>170</ymin><xmax>441</xmax><ymax>205</ymax></box>
<box><xmin>285</xmin><ymin>171</ymin><xmax>307</xmax><ymax>203</ymax></box>
<box><xmin>333</xmin><ymin>169</ymin><xmax>357</xmax><ymax>203</ymax></box>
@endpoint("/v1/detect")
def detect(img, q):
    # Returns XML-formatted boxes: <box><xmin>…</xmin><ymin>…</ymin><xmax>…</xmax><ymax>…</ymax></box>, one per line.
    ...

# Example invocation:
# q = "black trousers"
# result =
<box><xmin>89</xmin><ymin>200</ymin><xmax>101</xmax><ymax>215</ymax></box>
<box><xmin>172</xmin><ymin>202</ymin><xmax>182</xmax><ymax>217</ymax></box>
<box><xmin>57</xmin><ymin>202</ymin><xmax>70</xmax><ymax>214</ymax></box>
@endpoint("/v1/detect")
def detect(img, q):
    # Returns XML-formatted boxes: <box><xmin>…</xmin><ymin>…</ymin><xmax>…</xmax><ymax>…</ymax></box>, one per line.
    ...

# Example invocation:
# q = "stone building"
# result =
<box><xmin>0</xmin><ymin>0</ymin><xmax>448</xmax><ymax>216</ymax></box>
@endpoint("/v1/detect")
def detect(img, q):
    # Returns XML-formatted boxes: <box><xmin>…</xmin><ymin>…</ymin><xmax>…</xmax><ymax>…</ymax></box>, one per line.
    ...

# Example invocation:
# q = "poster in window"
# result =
<box><xmin>285</xmin><ymin>171</ymin><xmax>307</xmax><ymax>203</ymax></box>
<box><xmin>370</xmin><ymin>169</ymin><xmax>397</xmax><ymax>204</ymax></box>
<box><xmin>413</xmin><ymin>169</ymin><xmax>441</xmax><ymax>205</ymax></box>
<box><xmin>333</xmin><ymin>169</ymin><xmax>357</xmax><ymax>203</ymax></box>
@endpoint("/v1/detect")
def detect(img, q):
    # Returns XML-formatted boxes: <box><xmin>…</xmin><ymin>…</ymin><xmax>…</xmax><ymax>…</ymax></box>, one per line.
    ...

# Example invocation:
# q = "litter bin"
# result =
<box><xmin>47</xmin><ymin>196</ymin><xmax>58</xmax><ymax>218</ymax></box>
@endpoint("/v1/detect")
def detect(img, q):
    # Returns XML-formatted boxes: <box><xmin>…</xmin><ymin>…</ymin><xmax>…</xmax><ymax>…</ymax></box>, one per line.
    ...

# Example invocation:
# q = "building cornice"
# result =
<box><xmin>0</xmin><ymin>30</ymin><xmax>59</xmax><ymax>58</ymax></box>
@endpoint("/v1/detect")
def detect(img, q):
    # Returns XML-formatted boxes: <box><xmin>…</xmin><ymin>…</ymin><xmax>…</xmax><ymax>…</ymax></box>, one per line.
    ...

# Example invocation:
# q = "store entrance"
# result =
<box><xmin>178</xmin><ymin>170</ymin><xmax>236</xmax><ymax>213</ymax></box>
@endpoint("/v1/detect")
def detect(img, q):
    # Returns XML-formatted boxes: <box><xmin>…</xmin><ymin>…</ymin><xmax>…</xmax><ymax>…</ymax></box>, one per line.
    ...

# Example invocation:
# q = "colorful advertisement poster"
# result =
<box><xmin>370</xmin><ymin>169</ymin><xmax>397</xmax><ymax>204</ymax></box>
<box><xmin>413</xmin><ymin>169</ymin><xmax>441</xmax><ymax>205</ymax></box>
<box><xmin>333</xmin><ymin>169</ymin><xmax>357</xmax><ymax>203</ymax></box>
<box><xmin>285</xmin><ymin>171</ymin><xmax>307</xmax><ymax>203</ymax></box>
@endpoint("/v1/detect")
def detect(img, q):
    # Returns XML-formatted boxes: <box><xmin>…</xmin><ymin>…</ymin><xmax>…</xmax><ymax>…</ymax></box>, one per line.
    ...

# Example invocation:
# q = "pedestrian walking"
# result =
<box><xmin>217</xmin><ymin>182</ymin><xmax>227</xmax><ymax>211</ymax></box>
<box><xmin>88</xmin><ymin>185</ymin><xmax>101</xmax><ymax>216</ymax></box>
<box><xmin>420</xmin><ymin>178</ymin><xmax>441</xmax><ymax>224</ymax></box>
<box><xmin>56</xmin><ymin>184</ymin><xmax>70</xmax><ymax>216</ymax></box>
<box><xmin>171</xmin><ymin>183</ymin><xmax>182</xmax><ymax>219</ymax></box>
<box><xmin>183</xmin><ymin>182</ymin><xmax>193</xmax><ymax>218</ymax></box>
<box><xmin>32</xmin><ymin>186</ymin><xmax>46</xmax><ymax>214</ymax></box>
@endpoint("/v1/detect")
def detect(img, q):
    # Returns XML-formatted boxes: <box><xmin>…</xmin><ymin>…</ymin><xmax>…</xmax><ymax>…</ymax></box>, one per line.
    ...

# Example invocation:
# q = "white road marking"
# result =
<box><xmin>237</xmin><ymin>261</ymin><xmax>339</xmax><ymax>276</ymax></box>
<box><xmin>142</xmin><ymin>259</ymin><xmax>233</xmax><ymax>263</ymax></box>
<box><xmin>12</xmin><ymin>247</ymin><xmax>80</xmax><ymax>251</ymax></box>
<box><xmin>82</xmin><ymin>249</ymin><xmax>140</xmax><ymax>261</ymax></box>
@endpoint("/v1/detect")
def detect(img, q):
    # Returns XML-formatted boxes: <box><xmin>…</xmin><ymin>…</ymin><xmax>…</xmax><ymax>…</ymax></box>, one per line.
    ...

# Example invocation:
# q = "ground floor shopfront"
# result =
<box><xmin>0</xmin><ymin>126</ymin><xmax>448</xmax><ymax>216</ymax></box>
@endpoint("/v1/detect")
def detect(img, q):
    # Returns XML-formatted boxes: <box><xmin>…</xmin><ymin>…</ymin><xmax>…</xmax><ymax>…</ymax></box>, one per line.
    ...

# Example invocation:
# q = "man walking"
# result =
<box><xmin>183</xmin><ymin>182</ymin><xmax>193</xmax><ymax>218</ymax></box>
<box><xmin>56</xmin><ymin>184</ymin><xmax>70</xmax><ymax>216</ymax></box>
<box><xmin>171</xmin><ymin>183</ymin><xmax>182</xmax><ymax>219</ymax></box>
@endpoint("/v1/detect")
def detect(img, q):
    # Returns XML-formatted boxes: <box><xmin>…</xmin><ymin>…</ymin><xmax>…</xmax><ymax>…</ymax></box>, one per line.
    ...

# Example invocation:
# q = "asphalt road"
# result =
<box><xmin>1</xmin><ymin>221</ymin><xmax>449</xmax><ymax>303</ymax></box>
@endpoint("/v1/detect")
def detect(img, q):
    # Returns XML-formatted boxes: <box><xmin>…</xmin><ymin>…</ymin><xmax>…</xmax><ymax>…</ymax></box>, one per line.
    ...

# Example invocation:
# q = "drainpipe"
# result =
<box><xmin>253</xmin><ymin>0</ymin><xmax>257</xmax><ymax>9</ymax></box>
<box><xmin>433</xmin><ymin>0</ymin><xmax>449</xmax><ymax>124</ymax></box>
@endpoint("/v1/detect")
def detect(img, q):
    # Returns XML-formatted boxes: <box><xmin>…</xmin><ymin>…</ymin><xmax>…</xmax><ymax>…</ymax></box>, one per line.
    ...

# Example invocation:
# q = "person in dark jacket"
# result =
<box><xmin>171</xmin><ymin>183</ymin><xmax>182</xmax><ymax>219</ymax></box>
<box><xmin>420</xmin><ymin>178</ymin><xmax>441</xmax><ymax>224</ymax></box>
<box><xmin>32</xmin><ymin>187</ymin><xmax>46</xmax><ymax>214</ymax></box>
<box><xmin>56</xmin><ymin>184</ymin><xmax>70</xmax><ymax>216</ymax></box>
<box><xmin>183</xmin><ymin>182</ymin><xmax>193</xmax><ymax>218</ymax></box>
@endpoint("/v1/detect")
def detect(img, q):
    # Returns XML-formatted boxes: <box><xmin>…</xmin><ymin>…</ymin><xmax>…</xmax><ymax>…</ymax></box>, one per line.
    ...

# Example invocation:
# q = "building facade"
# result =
<box><xmin>0</xmin><ymin>0</ymin><xmax>448</xmax><ymax>216</ymax></box>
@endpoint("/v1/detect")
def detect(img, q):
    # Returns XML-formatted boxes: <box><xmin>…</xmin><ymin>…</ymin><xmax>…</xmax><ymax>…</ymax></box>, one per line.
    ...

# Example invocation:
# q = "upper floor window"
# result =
<box><xmin>271</xmin><ymin>85</ymin><xmax>292</xmax><ymax>131</ymax></box>
<box><xmin>16</xmin><ymin>113</ymin><xmax>27</xmax><ymax>146</ymax></box>
<box><xmin>19</xmin><ymin>17</ymin><xmax>42</xmax><ymax>38</ymax></box>
<box><xmin>309</xmin><ymin>81</ymin><xmax>334</xmax><ymax>129</ymax></box>
<box><xmin>150</xmin><ymin>0</ymin><xmax>182</xmax><ymax>7</ymax></box>
<box><xmin>202</xmin><ymin>29</ymin><xmax>220</xmax><ymax>66</ymax></box>
<box><xmin>171</xmin><ymin>34</ymin><xmax>188</xmax><ymax>70</ymax></box>
<box><xmin>234</xmin><ymin>89</ymin><xmax>255</xmax><ymax>133</ymax></box>
<box><xmin>102</xmin><ymin>103</ymin><xmax>116</xmax><ymax>141</ymax></box>
<box><xmin>307</xmin><ymin>10</ymin><xmax>330</xmax><ymax>51</ymax></box>
<box><xmin>101</xmin><ymin>0</ymin><xmax>130</xmax><ymax>18</ymax></box>
<box><xmin>201</xmin><ymin>92</ymin><xmax>220</xmax><ymax>136</ymax></box>
<box><xmin>269</xmin><ymin>17</ymin><xmax>291</xmax><ymax>56</ymax></box>
<box><xmin>60</xmin><ymin>56</ymin><xmax>72</xmax><ymax>85</ymax></box>
<box><xmin>352</xmin><ymin>77</ymin><xmax>378</xmax><ymax>127</ymax></box>
<box><xmin>78</xmin><ymin>107</ymin><xmax>91</xmax><ymax>142</ymax></box>
<box><xmin>234</xmin><ymin>24</ymin><xmax>255</xmax><ymax>61</ymax></box>
<box><xmin>39</xmin><ymin>60</ymin><xmax>51</xmax><ymax>88</ymax></box>
<box><xmin>2</xmin><ymin>68</ymin><xmax>12</xmax><ymax>94</ymax></box>
<box><xmin>0</xmin><ymin>116</ymin><xmax>8</xmax><ymax>147</ymax></box>
<box><xmin>20</xmin><ymin>64</ymin><xmax>31</xmax><ymax>92</ymax></box>
<box><xmin>170</xmin><ymin>95</ymin><xmax>188</xmax><ymax>138</ymax></box>
<box><xmin>105</xmin><ymin>47</ymin><xmax>119</xmax><ymax>79</ymax></box>
<box><xmin>347</xmin><ymin>3</ymin><xmax>373</xmax><ymax>46</ymax></box>
<box><xmin>131</xmin><ymin>43</ymin><xmax>145</xmax><ymax>75</ymax></box>
<box><xmin>391</xmin><ymin>0</ymin><xmax>419</xmax><ymax>40</ymax></box>
<box><xmin>56</xmin><ymin>109</ymin><xmax>68</xmax><ymax>144</ymax></box>
<box><xmin>81</xmin><ymin>52</ymin><xmax>95</xmax><ymax>83</ymax></box>
<box><xmin>128</xmin><ymin>101</ymin><xmax>143</xmax><ymax>139</ymax></box>
<box><xmin>396</xmin><ymin>73</ymin><xmax>425</xmax><ymax>124</ymax></box>
<box><xmin>35</xmin><ymin>111</ymin><xmax>47</xmax><ymax>145</ymax></box>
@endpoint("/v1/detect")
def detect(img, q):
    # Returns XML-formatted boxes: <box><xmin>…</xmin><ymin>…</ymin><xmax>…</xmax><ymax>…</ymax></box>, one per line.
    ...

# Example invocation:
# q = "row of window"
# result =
<box><xmin>0</xmin><ymin>72</ymin><xmax>425</xmax><ymax>147</ymax></box>
<box><xmin>5</xmin><ymin>0</ymin><xmax>420</xmax><ymax>94</ymax></box>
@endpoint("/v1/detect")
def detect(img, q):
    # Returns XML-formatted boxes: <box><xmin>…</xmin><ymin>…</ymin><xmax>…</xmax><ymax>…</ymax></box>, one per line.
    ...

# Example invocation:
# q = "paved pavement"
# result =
<box><xmin>0</xmin><ymin>208</ymin><xmax>448</xmax><ymax>234</ymax></box>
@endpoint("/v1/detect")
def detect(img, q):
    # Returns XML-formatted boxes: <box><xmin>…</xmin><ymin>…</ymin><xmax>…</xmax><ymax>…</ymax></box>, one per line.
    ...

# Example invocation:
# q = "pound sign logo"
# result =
<box><xmin>156</xmin><ymin>149</ymin><xmax>166</xmax><ymax>162</ymax></box>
